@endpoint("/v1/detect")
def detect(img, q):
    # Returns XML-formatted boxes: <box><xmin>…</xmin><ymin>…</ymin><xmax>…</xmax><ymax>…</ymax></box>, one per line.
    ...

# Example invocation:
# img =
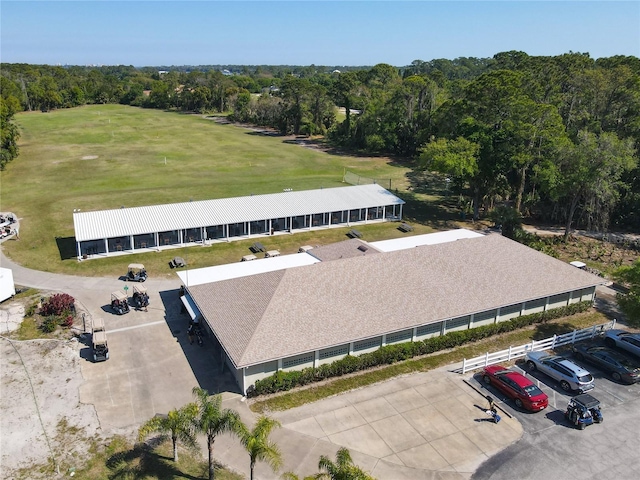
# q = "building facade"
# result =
<box><xmin>178</xmin><ymin>231</ymin><xmax>605</xmax><ymax>394</ymax></box>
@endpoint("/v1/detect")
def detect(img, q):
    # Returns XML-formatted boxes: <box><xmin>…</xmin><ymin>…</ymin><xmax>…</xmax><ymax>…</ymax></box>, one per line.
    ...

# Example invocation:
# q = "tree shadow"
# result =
<box><xmin>55</xmin><ymin>236</ymin><xmax>77</xmax><ymax>260</ymax></box>
<box><xmin>531</xmin><ymin>322</ymin><xmax>582</xmax><ymax>341</ymax></box>
<box><xmin>106</xmin><ymin>441</ymin><xmax>202</xmax><ymax>480</ymax></box>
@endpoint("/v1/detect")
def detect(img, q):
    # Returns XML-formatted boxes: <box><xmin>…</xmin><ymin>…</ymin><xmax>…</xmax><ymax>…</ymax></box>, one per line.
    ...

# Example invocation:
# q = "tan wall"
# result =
<box><xmin>244</xmin><ymin>361</ymin><xmax>278</xmax><ymax>390</ymax></box>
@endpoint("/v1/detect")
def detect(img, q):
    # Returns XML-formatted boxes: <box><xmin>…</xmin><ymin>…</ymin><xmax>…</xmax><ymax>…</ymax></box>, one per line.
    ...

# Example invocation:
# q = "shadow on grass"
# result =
<box><xmin>55</xmin><ymin>236</ymin><xmax>77</xmax><ymax>261</ymax></box>
<box><xmin>531</xmin><ymin>322</ymin><xmax>580</xmax><ymax>341</ymax></box>
<box><xmin>106</xmin><ymin>442</ymin><xmax>202</xmax><ymax>480</ymax></box>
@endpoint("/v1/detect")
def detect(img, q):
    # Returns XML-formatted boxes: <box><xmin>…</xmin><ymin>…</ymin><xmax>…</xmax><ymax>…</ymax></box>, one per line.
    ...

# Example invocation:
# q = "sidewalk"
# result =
<box><xmin>216</xmin><ymin>368</ymin><xmax>523</xmax><ymax>480</ymax></box>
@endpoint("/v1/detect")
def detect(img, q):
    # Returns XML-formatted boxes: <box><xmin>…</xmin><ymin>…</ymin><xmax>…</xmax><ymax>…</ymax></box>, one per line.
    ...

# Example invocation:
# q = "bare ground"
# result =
<box><xmin>0</xmin><ymin>298</ymin><xmax>102</xmax><ymax>479</ymax></box>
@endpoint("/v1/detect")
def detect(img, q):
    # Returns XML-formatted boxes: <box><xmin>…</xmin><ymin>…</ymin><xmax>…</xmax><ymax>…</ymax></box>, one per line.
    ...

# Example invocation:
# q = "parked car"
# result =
<box><xmin>572</xmin><ymin>344</ymin><xmax>640</xmax><ymax>384</ymax></box>
<box><xmin>482</xmin><ymin>365</ymin><xmax>549</xmax><ymax>411</ymax></box>
<box><xmin>604</xmin><ymin>329</ymin><xmax>640</xmax><ymax>358</ymax></box>
<box><xmin>525</xmin><ymin>351</ymin><xmax>595</xmax><ymax>393</ymax></box>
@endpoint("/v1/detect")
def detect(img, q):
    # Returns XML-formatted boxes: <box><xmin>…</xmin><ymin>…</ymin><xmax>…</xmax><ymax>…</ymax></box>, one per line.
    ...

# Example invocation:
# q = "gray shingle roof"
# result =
<box><xmin>308</xmin><ymin>238</ymin><xmax>381</xmax><ymax>262</ymax></box>
<box><xmin>188</xmin><ymin>233</ymin><xmax>605</xmax><ymax>368</ymax></box>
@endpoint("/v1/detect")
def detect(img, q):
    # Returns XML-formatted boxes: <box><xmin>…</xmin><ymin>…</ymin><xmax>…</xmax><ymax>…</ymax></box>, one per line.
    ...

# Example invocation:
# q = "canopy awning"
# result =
<box><xmin>181</xmin><ymin>294</ymin><xmax>201</xmax><ymax>322</ymax></box>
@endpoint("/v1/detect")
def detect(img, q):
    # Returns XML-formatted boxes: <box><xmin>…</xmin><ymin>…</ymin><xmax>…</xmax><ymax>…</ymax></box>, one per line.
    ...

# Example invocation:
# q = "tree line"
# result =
<box><xmin>1</xmin><ymin>52</ymin><xmax>639</xmax><ymax>233</ymax></box>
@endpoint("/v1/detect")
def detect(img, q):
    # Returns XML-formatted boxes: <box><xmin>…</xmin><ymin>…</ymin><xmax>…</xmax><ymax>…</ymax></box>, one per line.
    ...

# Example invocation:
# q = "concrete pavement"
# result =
<box><xmin>2</xmin><ymin>249</ymin><xmax>524</xmax><ymax>478</ymax></box>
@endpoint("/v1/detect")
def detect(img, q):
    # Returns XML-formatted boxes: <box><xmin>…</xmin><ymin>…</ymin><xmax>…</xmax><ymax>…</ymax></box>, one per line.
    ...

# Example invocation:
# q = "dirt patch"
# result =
<box><xmin>0</xmin><ymin>295</ymin><xmax>102</xmax><ymax>477</ymax></box>
<box><xmin>0</xmin><ymin>337</ymin><xmax>102</xmax><ymax>477</ymax></box>
<box><xmin>81</xmin><ymin>155</ymin><xmax>98</xmax><ymax>160</ymax></box>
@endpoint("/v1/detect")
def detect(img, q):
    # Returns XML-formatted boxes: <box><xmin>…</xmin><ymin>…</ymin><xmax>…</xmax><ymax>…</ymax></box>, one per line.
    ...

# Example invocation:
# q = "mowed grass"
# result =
<box><xmin>250</xmin><ymin>309</ymin><xmax>610</xmax><ymax>413</ymax></box>
<box><xmin>1</xmin><ymin>105</ymin><xmax>415</xmax><ymax>275</ymax></box>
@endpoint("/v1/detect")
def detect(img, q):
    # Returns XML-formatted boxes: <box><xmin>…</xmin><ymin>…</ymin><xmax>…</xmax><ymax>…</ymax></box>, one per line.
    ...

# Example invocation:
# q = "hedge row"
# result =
<box><xmin>246</xmin><ymin>301</ymin><xmax>593</xmax><ymax>397</ymax></box>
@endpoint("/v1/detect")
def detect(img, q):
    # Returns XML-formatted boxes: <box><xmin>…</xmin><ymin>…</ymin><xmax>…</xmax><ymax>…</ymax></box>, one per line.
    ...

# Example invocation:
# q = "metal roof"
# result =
<box><xmin>186</xmin><ymin>233</ymin><xmax>606</xmax><ymax>368</ymax></box>
<box><xmin>176</xmin><ymin>253</ymin><xmax>320</xmax><ymax>287</ymax></box>
<box><xmin>73</xmin><ymin>184</ymin><xmax>405</xmax><ymax>242</ymax></box>
<box><xmin>370</xmin><ymin>229</ymin><xmax>483</xmax><ymax>252</ymax></box>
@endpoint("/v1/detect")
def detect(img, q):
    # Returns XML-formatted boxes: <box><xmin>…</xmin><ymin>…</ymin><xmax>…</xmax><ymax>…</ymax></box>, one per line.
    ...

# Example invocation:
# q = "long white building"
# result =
<box><xmin>72</xmin><ymin>184</ymin><xmax>405</xmax><ymax>259</ymax></box>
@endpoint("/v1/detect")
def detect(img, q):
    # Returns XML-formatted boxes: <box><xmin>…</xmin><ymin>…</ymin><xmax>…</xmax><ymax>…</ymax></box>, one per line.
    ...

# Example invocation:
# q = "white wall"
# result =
<box><xmin>0</xmin><ymin>268</ymin><xmax>15</xmax><ymax>303</ymax></box>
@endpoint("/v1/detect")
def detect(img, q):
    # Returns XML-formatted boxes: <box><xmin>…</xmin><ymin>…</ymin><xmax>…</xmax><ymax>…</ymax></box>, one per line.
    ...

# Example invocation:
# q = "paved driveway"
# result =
<box><xmin>5</xmin><ymin>251</ymin><xmax>640</xmax><ymax>479</ymax></box>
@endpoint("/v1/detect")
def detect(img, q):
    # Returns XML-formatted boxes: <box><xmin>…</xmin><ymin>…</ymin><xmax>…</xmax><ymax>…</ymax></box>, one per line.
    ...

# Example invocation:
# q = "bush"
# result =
<box><xmin>60</xmin><ymin>315</ymin><xmax>74</xmax><ymax>328</ymax></box>
<box><xmin>41</xmin><ymin>316</ymin><xmax>58</xmax><ymax>333</ymax></box>
<box><xmin>248</xmin><ymin>301</ymin><xmax>593</xmax><ymax>398</ymax></box>
<box><xmin>40</xmin><ymin>293</ymin><xmax>75</xmax><ymax>316</ymax></box>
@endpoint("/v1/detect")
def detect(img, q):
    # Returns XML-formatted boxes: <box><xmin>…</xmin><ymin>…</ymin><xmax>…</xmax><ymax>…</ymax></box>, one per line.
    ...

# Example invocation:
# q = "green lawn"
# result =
<box><xmin>1</xmin><ymin>105</ymin><xmax>428</xmax><ymax>276</ymax></box>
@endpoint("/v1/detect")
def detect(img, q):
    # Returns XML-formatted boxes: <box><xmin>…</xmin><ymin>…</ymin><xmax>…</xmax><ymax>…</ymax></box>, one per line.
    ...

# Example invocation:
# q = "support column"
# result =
<box><xmin>104</xmin><ymin>239</ymin><xmax>109</xmax><ymax>254</ymax></box>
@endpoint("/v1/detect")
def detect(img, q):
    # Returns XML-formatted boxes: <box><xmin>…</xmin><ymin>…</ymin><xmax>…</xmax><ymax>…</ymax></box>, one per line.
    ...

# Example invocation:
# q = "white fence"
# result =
<box><xmin>461</xmin><ymin>319</ymin><xmax>616</xmax><ymax>374</ymax></box>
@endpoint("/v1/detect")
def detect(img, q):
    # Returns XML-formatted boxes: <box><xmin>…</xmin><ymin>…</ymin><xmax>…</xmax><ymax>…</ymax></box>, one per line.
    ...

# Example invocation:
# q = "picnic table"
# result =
<box><xmin>241</xmin><ymin>254</ymin><xmax>257</xmax><ymax>262</ymax></box>
<box><xmin>348</xmin><ymin>229</ymin><xmax>362</xmax><ymax>239</ymax></box>
<box><xmin>170</xmin><ymin>256</ymin><xmax>186</xmax><ymax>268</ymax></box>
<box><xmin>250</xmin><ymin>242</ymin><xmax>266</xmax><ymax>253</ymax></box>
<box><xmin>265</xmin><ymin>250</ymin><xmax>280</xmax><ymax>258</ymax></box>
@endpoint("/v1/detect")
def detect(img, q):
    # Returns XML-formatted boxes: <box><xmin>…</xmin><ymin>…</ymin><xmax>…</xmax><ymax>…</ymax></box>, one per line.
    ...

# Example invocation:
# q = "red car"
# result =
<box><xmin>482</xmin><ymin>365</ymin><xmax>549</xmax><ymax>412</ymax></box>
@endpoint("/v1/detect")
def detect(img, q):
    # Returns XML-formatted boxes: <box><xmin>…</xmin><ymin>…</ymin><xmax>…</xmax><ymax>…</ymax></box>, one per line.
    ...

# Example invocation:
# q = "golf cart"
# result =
<box><xmin>110</xmin><ymin>290</ymin><xmax>130</xmax><ymax>315</ymax></box>
<box><xmin>126</xmin><ymin>263</ymin><xmax>147</xmax><ymax>282</ymax></box>
<box><xmin>564</xmin><ymin>393</ymin><xmax>603</xmax><ymax>430</ymax></box>
<box><xmin>132</xmin><ymin>283</ymin><xmax>149</xmax><ymax>310</ymax></box>
<box><xmin>92</xmin><ymin>318</ymin><xmax>109</xmax><ymax>362</ymax></box>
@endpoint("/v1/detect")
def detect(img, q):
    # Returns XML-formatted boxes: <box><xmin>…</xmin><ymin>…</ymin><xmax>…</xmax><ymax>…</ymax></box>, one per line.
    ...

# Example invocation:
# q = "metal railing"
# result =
<box><xmin>461</xmin><ymin>319</ymin><xmax>616</xmax><ymax>374</ymax></box>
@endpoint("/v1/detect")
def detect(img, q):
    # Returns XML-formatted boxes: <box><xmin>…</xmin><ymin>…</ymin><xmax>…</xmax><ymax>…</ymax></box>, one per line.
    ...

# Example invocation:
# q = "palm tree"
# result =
<box><xmin>317</xmin><ymin>447</ymin><xmax>375</xmax><ymax>480</ymax></box>
<box><xmin>192</xmin><ymin>386</ymin><xmax>244</xmax><ymax>480</ymax></box>
<box><xmin>280</xmin><ymin>473</ymin><xmax>316</xmax><ymax>480</ymax></box>
<box><xmin>240</xmin><ymin>415</ymin><xmax>283</xmax><ymax>480</ymax></box>
<box><xmin>137</xmin><ymin>403</ymin><xmax>198</xmax><ymax>462</ymax></box>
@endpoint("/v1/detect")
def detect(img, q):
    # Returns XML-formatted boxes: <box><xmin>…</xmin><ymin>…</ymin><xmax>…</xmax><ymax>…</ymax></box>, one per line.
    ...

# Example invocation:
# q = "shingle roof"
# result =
<box><xmin>308</xmin><ymin>238</ymin><xmax>381</xmax><ymax>262</ymax></box>
<box><xmin>72</xmin><ymin>184</ymin><xmax>405</xmax><ymax>242</ymax></box>
<box><xmin>187</xmin><ymin>233</ymin><xmax>605</xmax><ymax>368</ymax></box>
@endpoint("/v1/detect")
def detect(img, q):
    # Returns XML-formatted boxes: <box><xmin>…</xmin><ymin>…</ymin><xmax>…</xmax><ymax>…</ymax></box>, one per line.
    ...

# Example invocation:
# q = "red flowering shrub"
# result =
<box><xmin>61</xmin><ymin>315</ymin><xmax>74</xmax><ymax>328</ymax></box>
<box><xmin>40</xmin><ymin>293</ymin><xmax>75</xmax><ymax>316</ymax></box>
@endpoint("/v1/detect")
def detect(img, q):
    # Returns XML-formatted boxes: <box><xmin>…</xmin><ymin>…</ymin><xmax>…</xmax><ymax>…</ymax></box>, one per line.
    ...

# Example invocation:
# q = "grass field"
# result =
<box><xmin>0</xmin><ymin>105</ymin><xmax>454</xmax><ymax>276</ymax></box>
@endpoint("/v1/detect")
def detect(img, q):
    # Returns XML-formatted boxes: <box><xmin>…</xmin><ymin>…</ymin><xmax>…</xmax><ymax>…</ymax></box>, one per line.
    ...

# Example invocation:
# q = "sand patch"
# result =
<box><xmin>81</xmin><ymin>155</ymin><xmax>98</xmax><ymax>160</ymax></box>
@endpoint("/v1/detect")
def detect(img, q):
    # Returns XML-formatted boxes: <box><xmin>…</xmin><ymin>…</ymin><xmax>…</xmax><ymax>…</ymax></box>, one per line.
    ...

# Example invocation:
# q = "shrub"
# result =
<box><xmin>247</xmin><ymin>301</ymin><xmax>593</xmax><ymax>398</ymax></box>
<box><xmin>41</xmin><ymin>316</ymin><xmax>58</xmax><ymax>333</ymax></box>
<box><xmin>40</xmin><ymin>293</ymin><xmax>75</xmax><ymax>316</ymax></box>
<box><xmin>60</xmin><ymin>315</ymin><xmax>74</xmax><ymax>328</ymax></box>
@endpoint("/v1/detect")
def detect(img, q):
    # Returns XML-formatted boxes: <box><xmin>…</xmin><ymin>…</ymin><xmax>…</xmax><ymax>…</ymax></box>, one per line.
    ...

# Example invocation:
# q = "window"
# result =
<box><xmin>417</xmin><ymin>323</ymin><xmax>442</xmax><ymax>336</ymax></box>
<box><xmin>386</xmin><ymin>330</ymin><xmax>412</xmax><ymax>344</ymax></box>
<box><xmin>320</xmin><ymin>345</ymin><xmax>349</xmax><ymax>359</ymax></box>
<box><xmin>353</xmin><ymin>337</ymin><xmax>382</xmax><ymax>352</ymax></box>
<box><xmin>447</xmin><ymin>316</ymin><xmax>470</xmax><ymax>329</ymax></box>
<box><xmin>283</xmin><ymin>354</ymin><xmax>314</xmax><ymax>369</ymax></box>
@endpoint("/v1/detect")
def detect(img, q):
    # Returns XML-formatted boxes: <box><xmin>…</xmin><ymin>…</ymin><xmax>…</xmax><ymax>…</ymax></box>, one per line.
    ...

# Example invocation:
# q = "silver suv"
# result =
<box><xmin>525</xmin><ymin>351</ymin><xmax>594</xmax><ymax>393</ymax></box>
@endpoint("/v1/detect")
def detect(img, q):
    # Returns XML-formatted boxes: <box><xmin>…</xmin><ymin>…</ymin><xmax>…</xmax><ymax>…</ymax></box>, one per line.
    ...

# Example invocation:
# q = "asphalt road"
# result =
<box><xmin>470</xmin><ymin>351</ymin><xmax>640</xmax><ymax>480</ymax></box>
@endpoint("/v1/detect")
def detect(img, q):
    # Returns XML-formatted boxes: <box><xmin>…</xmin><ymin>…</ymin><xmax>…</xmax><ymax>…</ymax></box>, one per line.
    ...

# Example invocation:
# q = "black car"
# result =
<box><xmin>572</xmin><ymin>344</ymin><xmax>640</xmax><ymax>384</ymax></box>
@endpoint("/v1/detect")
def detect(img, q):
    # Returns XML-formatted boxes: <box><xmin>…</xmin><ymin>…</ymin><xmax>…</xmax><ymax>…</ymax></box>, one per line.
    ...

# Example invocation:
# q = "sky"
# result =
<box><xmin>1</xmin><ymin>1</ymin><xmax>638</xmax><ymax>67</ymax></box>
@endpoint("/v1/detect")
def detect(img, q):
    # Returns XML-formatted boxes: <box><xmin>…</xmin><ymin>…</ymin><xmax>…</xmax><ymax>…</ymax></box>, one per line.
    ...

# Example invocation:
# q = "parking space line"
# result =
<box><xmin>108</xmin><ymin>320</ymin><xmax>166</xmax><ymax>334</ymax></box>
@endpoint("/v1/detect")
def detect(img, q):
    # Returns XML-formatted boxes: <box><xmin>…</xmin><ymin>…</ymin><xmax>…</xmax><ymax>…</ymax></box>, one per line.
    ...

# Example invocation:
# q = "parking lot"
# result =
<box><xmin>469</xmin><ymin>342</ymin><xmax>640</xmax><ymax>480</ymax></box>
<box><xmin>4</xmin><ymin>251</ymin><xmax>640</xmax><ymax>479</ymax></box>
